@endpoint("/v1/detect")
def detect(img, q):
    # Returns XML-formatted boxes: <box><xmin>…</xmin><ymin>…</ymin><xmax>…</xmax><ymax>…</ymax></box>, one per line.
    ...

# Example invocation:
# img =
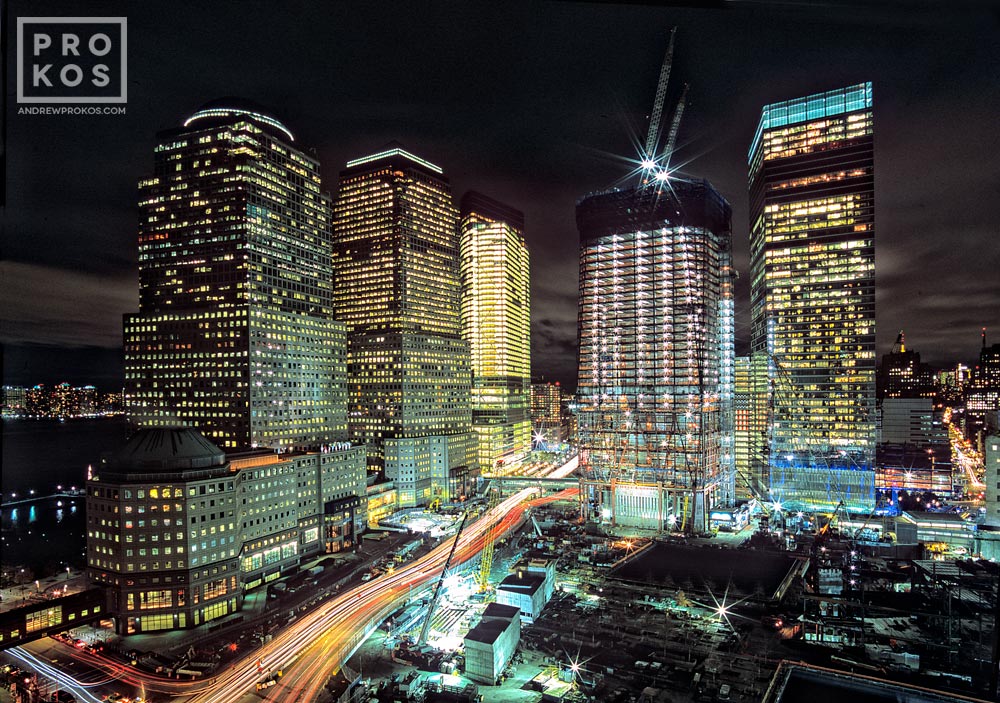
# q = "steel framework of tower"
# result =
<box><xmin>575</xmin><ymin>31</ymin><xmax>735</xmax><ymax>534</ymax></box>
<box><xmin>576</xmin><ymin>181</ymin><xmax>735</xmax><ymax>534</ymax></box>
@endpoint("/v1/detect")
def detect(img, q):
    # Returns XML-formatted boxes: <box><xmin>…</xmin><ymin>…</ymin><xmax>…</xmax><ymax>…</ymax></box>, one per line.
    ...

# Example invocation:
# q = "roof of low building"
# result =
<box><xmin>497</xmin><ymin>572</ymin><xmax>545</xmax><ymax>596</ymax></box>
<box><xmin>107</xmin><ymin>427</ymin><xmax>227</xmax><ymax>473</ymax></box>
<box><xmin>482</xmin><ymin>603</ymin><xmax>521</xmax><ymax>621</ymax></box>
<box><xmin>464</xmin><ymin>619</ymin><xmax>510</xmax><ymax>645</ymax></box>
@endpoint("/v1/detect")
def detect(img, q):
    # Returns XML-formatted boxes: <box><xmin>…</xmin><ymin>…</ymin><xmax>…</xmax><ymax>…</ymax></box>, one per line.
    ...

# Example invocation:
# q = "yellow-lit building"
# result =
<box><xmin>460</xmin><ymin>192</ymin><xmax>531</xmax><ymax>473</ymax></box>
<box><xmin>749</xmin><ymin>83</ymin><xmax>876</xmax><ymax>512</ymax></box>
<box><xmin>333</xmin><ymin>146</ymin><xmax>476</xmax><ymax>507</ymax></box>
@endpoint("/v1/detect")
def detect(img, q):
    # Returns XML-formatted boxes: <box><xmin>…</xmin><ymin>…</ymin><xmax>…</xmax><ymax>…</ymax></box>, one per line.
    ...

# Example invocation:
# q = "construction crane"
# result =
<box><xmin>660</xmin><ymin>83</ymin><xmax>688</xmax><ymax>171</ymax></box>
<box><xmin>638</xmin><ymin>28</ymin><xmax>690</xmax><ymax>188</ymax></box>
<box><xmin>417</xmin><ymin>510</ymin><xmax>469</xmax><ymax>647</ymax></box>
<box><xmin>477</xmin><ymin>486</ymin><xmax>503</xmax><ymax>592</ymax></box>
<box><xmin>818</xmin><ymin>500</ymin><xmax>846</xmax><ymax>537</ymax></box>
<box><xmin>641</xmin><ymin>27</ymin><xmax>676</xmax><ymax>166</ymax></box>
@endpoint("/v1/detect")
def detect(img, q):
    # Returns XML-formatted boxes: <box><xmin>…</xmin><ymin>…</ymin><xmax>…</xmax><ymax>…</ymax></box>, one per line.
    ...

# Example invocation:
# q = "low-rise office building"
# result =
<box><xmin>86</xmin><ymin>428</ymin><xmax>366</xmax><ymax>634</ymax></box>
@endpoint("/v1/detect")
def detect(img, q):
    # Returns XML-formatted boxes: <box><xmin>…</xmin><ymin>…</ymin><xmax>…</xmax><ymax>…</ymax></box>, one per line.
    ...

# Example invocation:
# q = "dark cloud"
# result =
<box><xmin>0</xmin><ymin>262</ymin><xmax>135</xmax><ymax>347</ymax></box>
<box><xmin>5</xmin><ymin>0</ymin><xmax>998</xmax><ymax>389</ymax></box>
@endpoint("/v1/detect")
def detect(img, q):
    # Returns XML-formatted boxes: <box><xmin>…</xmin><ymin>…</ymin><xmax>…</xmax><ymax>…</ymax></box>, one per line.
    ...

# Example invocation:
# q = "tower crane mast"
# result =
<box><xmin>477</xmin><ymin>486</ymin><xmax>503</xmax><ymax>591</ymax></box>
<box><xmin>660</xmin><ymin>84</ymin><xmax>688</xmax><ymax>169</ymax></box>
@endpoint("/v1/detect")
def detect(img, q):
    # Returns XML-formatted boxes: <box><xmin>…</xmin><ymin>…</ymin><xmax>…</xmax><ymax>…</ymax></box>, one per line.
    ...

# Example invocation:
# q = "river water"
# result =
<box><xmin>1</xmin><ymin>417</ymin><xmax>129</xmax><ymax>576</ymax></box>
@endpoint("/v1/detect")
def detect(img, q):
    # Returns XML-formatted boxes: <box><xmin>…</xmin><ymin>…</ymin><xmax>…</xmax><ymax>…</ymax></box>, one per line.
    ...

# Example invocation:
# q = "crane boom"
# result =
<box><xmin>417</xmin><ymin>511</ymin><xmax>469</xmax><ymax>646</ymax></box>
<box><xmin>477</xmin><ymin>487</ymin><xmax>503</xmax><ymax>591</ymax></box>
<box><xmin>643</xmin><ymin>27</ymin><xmax>677</xmax><ymax>160</ymax></box>
<box><xmin>660</xmin><ymin>83</ymin><xmax>688</xmax><ymax>169</ymax></box>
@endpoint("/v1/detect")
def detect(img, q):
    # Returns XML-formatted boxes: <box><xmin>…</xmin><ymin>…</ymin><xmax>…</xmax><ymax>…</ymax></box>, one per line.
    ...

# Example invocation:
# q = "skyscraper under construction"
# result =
<box><xmin>576</xmin><ymin>181</ymin><xmax>736</xmax><ymax>533</ymax></box>
<box><xmin>749</xmin><ymin>83</ymin><xmax>876</xmax><ymax>512</ymax></box>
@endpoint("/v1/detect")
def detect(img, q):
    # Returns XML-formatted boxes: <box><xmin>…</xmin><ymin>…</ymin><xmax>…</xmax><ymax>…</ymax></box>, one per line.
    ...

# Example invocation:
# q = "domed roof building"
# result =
<box><xmin>87</xmin><ymin>427</ymin><xmax>367</xmax><ymax>635</ymax></box>
<box><xmin>88</xmin><ymin>427</ymin><xmax>240</xmax><ymax>634</ymax></box>
<box><xmin>104</xmin><ymin>427</ymin><xmax>227</xmax><ymax>475</ymax></box>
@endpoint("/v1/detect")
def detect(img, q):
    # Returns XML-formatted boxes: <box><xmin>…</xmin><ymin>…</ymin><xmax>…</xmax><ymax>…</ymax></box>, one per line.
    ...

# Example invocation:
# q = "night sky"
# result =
<box><xmin>4</xmin><ymin>0</ymin><xmax>999</xmax><ymax>391</ymax></box>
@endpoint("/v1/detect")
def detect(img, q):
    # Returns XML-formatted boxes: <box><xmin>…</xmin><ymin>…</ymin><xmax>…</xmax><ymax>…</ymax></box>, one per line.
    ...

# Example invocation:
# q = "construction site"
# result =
<box><xmin>339</xmin><ymin>472</ymin><xmax>1000</xmax><ymax>703</ymax></box>
<box><xmin>345</xmin><ymin>492</ymin><xmax>791</xmax><ymax>703</ymax></box>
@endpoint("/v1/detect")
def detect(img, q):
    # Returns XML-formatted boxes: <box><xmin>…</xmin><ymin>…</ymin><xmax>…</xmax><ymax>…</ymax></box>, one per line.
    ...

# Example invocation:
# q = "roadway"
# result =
<box><xmin>8</xmin><ymin>484</ymin><xmax>580</xmax><ymax>702</ymax></box>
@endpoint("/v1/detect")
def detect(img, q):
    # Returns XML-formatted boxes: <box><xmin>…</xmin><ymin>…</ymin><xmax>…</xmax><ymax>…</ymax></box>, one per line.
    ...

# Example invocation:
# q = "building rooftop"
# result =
<box><xmin>464</xmin><ymin>619</ymin><xmax>510</xmax><ymax>645</ymax></box>
<box><xmin>105</xmin><ymin>427</ymin><xmax>227</xmax><ymax>473</ymax></box>
<box><xmin>482</xmin><ymin>602</ymin><xmax>521</xmax><ymax>621</ymax></box>
<box><xmin>343</xmin><ymin>142</ymin><xmax>444</xmax><ymax>176</ymax></box>
<box><xmin>183</xmin><ymin>98</ymin><xmax>294</xmax><ymax>142</ymax></box>
<box><xmin>497</xmin><ymin>572</ymin><xmax>545</xmax><ymax>596</ymax></box>
<box><xmin>576</xmin><ymin>179</ymin><xmax>731</xmax><ymax>243</ymax></box>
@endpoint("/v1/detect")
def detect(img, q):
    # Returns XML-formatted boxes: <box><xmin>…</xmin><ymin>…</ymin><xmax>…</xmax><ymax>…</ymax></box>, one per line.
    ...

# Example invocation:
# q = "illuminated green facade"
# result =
<box><xmin>124</xmin><ymin>105</ymin><xmax>346</xmax><ymax>451</ymax></box>
<box><xmin>460</xmin><ymin>192</ymin><xmax>532</xmax><ymax>473</ymax></box>
<box><xmin>749</xmin><ymin>83</ymin><xmax>876</xmax><ymax>512</ymax></box>
<box><xmin>333</xmin><ymin>148</ymin><xmax>475</xmax><ymax>507</ymax></box>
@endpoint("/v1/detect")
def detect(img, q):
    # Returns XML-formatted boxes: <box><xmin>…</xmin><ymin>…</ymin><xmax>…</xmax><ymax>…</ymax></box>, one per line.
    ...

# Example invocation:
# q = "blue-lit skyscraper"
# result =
<box><xmin>749</xmin><ymin>83</ymin><xmax>876</xmax><ymax>512</ymax></box>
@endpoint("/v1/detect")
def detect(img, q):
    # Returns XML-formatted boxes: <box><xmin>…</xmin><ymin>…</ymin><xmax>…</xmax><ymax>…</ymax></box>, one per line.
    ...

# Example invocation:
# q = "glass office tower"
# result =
<box><xmin>576</xmin><ymin>180</ymin><xmax>736</xmax><ymax>532</ymax></box>
<box><xmin>460</xmin><ymin>192</ymin><xmax>532</xmax><ymax>473</ymax></box>
<box><xmin>333</xmin><ymin>146</ymin><xmax>476</xmax><ymax>506</ymax></box>
<box><xmin>749</xmin><ymin>83</ymin><xmax>876</xmax><ymax>512</ymax></box>
<box><xmin>124</xmin><ymin>102</ymin><xmax>346</xmax><ymax>451</ymax></box>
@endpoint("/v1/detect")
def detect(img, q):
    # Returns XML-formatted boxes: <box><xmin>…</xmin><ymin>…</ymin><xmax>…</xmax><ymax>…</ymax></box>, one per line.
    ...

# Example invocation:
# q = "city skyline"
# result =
<box><xmin>4</xmin><ymin>2</ymin><xmax>1000</xmax><ymax>391</ymax></box>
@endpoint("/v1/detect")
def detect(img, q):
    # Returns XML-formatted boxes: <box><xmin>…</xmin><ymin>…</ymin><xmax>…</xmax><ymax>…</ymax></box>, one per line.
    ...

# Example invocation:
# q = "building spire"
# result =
<box><xmin>892</xmin><ymin>330</ymin><xmax>905</xmax><ymax>354</ymax></box>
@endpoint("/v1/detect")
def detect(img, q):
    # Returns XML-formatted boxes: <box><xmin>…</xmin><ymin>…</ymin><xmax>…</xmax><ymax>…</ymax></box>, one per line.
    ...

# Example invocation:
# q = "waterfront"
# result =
<box><xmin>1</xmin><ymin>417</ymin><xmax>128</xmax><ymax>575</ymax></box>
